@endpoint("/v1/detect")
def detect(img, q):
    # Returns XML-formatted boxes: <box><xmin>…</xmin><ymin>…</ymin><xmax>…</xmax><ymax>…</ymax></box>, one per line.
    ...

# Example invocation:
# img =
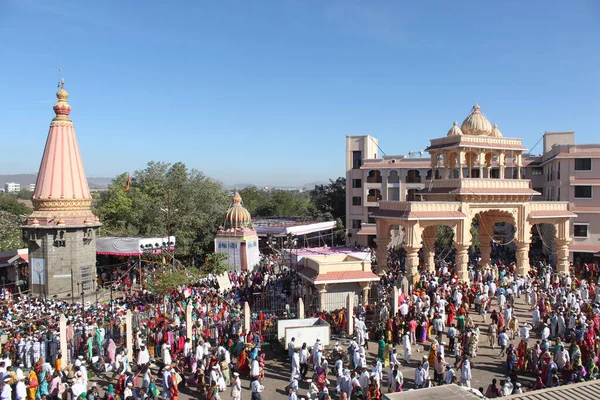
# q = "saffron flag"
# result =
<box><xmin>125</xmin><ymin>173</ymin><xmax>131</xmax><ymax>191</ymax></box>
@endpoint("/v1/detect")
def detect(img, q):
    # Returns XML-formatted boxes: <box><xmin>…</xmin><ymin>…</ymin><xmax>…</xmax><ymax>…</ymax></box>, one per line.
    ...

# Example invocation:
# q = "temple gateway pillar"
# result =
<box><xmin>422</xmin><ymin>230</ymin><xmax>436</xmax><ymax>273</ymax></box>
<box><xmin>455</xmin><ymin>244</ymin><xmax>470</xmax><ymax>283</ymax></box>
<box><xmin>515</xmin><ymin>240</ymin><xmax>531</xmax><ymax>276</ymax></box>
<box><xmin>555</xmin><ymin>239</ymin><xmax>570</xmax><ymax>275</ymax></box>
<box><xmin>479</xmin><ymin>236</ymin><xmax>492</xmax><ymax>269</ymax></box>
<box><xmin>374</xmin><ymin>237</ymin><xmax>390</xmax><ymax>274</ymax></box>
<box><xmin>404</xmin><ymin>245</ymin><xmax>421</xmax><ymax>284</ymax></box>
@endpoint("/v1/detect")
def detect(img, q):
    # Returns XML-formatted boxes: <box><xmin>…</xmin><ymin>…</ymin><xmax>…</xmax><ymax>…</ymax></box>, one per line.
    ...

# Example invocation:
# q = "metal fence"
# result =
<box><xmin>249</xmin><ymin>290</ymin><xmax>297</xmax><ymax>342</ymax></box>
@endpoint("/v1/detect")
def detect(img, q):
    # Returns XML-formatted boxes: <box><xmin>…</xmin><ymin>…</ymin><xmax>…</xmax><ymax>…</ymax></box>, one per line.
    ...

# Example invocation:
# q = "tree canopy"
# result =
<box><xmin>0</xmin><ymin>194</ymin><xmax>30</xmax><ymax>251</ymax></box>
<box><xmin>94</xmin><ymin>161</ymin><xmax>230</xmax><ymax>259</ymax></box>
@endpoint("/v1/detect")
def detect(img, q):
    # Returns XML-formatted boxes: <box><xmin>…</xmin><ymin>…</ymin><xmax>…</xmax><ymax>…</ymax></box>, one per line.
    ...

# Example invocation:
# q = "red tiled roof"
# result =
<box><xmin>528</xmin><ymin>210</ymin><xmax>576</xmax><ymax>219</ymax></box>
<box><xmin>298</xmin><ymin>268</ymin><xmax>379</xmax><ymax>284</ymax></box>
<box><xmin>569</xmin><ymin>244</ymin><xmax>600</xmax><ymax>253</ymax></box>
<box><xmin>570</xmin><ymin>178</ymin><xmax>600</xmax><ymax>185</ymax></box>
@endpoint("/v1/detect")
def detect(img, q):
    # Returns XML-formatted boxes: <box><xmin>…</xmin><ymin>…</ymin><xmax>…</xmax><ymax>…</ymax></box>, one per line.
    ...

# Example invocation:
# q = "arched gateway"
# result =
<box><xmin>373</xmin><ymin>104</ymin><xmax>576</xmax><ymax>284</ymax></box>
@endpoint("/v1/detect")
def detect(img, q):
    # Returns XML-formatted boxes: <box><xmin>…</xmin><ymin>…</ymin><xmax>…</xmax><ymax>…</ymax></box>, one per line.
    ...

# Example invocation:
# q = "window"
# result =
<box><xmin>557</xmin><ymin>162</ymin><xmax>560</xmax><ymax>180</ymax></box>
<box><xmin>352</xmin><ymin>220</ymin><xmax>362</xmax><ymax>229</ymax></box>
<box><xmin>574</xmin><ymin>186</ymin><xmax>592</xmax><ymax>198</ymax></box>
<box><xmin>352</xmin><ymin>179</ymin><xmax>362</xmax><ymax>188</ymax></box>
<box><xmin>573</xmin><ymin>224</ymin><xmax>588</xmax><ymax>238</ymax></box>
<box><xmin>352</xmin><ymin>196</ymin><xmax>362</xmax><ymax>206</ymax></box>
<box><xmin>352</xmin><ymin>151</ymin><xmax>362</xmax><ymax>169</ymax></box>
<box><xmin>575</xmin><ymin>158</ymin><xmax>592</xmax><ymax>171</ymax></box>
<box><xmin>531</xmin><ymin>167</ymin><xmax>543</xmax><ymax>176</ymax></box>
<box><xmin>557</xmin><ymin>188</ymin><xmax>560</xmax><ymax>200</ymax></box>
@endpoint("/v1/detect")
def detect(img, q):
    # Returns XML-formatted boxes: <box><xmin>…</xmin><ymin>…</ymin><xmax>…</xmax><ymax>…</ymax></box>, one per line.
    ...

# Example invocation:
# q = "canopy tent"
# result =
<box><xmin>96</xmin><ymin>236</ymin><xmax>175</xmax><ymax>256</ymax></box>
<box><xmin>253</xmin><ymin>218</ymin><xmax>336</xmax><ymax>237</ymax></box>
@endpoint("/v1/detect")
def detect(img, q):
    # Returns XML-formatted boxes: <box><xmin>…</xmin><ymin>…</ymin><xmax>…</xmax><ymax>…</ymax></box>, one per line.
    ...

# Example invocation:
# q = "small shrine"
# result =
<box><xmin>214</xmin><ymin>191</ymin><xmax>260</xmax><ymax>271</ymax></box>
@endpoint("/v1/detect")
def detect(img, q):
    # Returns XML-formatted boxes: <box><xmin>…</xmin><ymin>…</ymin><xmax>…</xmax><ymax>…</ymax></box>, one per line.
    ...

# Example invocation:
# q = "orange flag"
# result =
<box><xmin>125</xmin><ymin>173</ymin><xmax>131</xmax><ymax>191</ymax></box>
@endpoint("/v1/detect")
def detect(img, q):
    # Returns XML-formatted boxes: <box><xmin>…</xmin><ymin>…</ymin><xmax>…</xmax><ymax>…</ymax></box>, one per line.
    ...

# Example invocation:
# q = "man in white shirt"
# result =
<box><xmin>519</xmin><ymin>323</ymin><xmax>531</xmax><ymax>342</ymax></box>
<box><xmin>15</xmin><ymin>377</ymin><xmax>26</xmax><ymax>400</ymax></box>
<box><xmin>0</xmin><ymin>378</ymin><xmax>12</xmax><ymax>400</ymax></box>
<box><xmin>138</xmin><ymin>343</ymin><xmax>150</xmax><ymax>367</ymax></box>
<box><xmin>251</xmin><ymin>378</ymin><xmax>264</xmax><ymax>399</ymax></box>
<box><xmin>414</xmin><ymin>363</ymin><xmax>427</xmax><ymax>389</ymax></box>
<box><xmin>288</xmin><ymin>337</ymin><xmax>296</xmax><ymax>361</ymax></box>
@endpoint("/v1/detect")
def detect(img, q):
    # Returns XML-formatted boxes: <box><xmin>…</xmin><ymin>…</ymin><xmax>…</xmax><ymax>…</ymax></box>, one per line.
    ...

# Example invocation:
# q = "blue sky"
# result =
<box><xmin>2</xmin><ymin>0</ymin><xmax>599</xmax><ymax>186</ymax></box>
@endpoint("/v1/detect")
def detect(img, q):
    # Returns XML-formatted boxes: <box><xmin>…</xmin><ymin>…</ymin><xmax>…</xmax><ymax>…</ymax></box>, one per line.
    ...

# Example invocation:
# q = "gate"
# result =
<box><xmin>249</xmin><ymin>290</ymin><xmax>297</xmax><ymax>342</ymax></box>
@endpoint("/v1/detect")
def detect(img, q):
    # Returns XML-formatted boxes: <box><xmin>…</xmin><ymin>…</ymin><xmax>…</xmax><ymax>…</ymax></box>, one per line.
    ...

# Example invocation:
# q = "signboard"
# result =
<box><xmin>31</xmin><ymin>259</ymin><xmax>45</xmax><ymax>285</ymax></box>
<box><xmin>215</xmin><ymin>273</ymin><xmax>232</xmax><ymax>293</ymax></box>
<box><xmin>80</xmin><ymin>266</ymin><xmax>94</xmax><ymax>292</ymax></box>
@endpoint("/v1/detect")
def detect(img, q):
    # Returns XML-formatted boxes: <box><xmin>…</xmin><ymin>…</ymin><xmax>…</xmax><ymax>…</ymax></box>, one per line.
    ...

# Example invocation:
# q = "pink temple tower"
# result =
<box><xmin>22</xmin><ymin>81</ymin><xmax>101</xmax><ymax>298</ymax></box>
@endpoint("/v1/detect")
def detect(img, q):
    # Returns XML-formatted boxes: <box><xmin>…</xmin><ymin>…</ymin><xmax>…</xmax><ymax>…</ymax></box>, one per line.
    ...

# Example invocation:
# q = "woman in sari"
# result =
<box><xmin>107</xmin><ymin>338</ymin><xmax>117</xmax><ymax>365</ymax></box>
<box><xmin>237</xmin><ymin>348</ymin><xmax>250</xmax><ymax>376</ymax></box>
<box><xmin>447</xmin><ymin>302</ymin><xmax>456</xmax><ymax>326</ymax></box>
<box><xmin>36</xmin><ymin>369</ymin><xmax>49</xmax><ymax>400</ymax></box>
<box><xmin>26</xmin><ymin>370</ymin><xmax>38</xmax><ymax>400</ymax></box>
<box><xmin>419</xmin><ymin>317</ymin><xmax>429</xmax><ymax>343</ymax></box>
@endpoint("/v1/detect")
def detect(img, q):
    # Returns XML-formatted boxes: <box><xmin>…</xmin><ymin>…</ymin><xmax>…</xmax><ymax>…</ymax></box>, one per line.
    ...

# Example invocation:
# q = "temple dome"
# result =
<box><xmin>490</xmin><ymin>123</ymin><xmax>503</xmax><ymax>137</ymax></box>
<box><xmin>447</xmin><ymin>121</ymin><xmax>463</xmax><ymax>136</ymax></box>
<box><xmin>461</xmin><ymin>104</ymin><xmax>492</xmax><ymax>136</ymax></box>
<box><xmin>223</xmin><ymin>190</ymin><xmax>252</xmax><ymax>230</ymax></box>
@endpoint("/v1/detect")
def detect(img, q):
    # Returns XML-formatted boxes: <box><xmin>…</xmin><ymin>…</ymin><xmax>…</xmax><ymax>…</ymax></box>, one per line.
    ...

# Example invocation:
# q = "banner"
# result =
<box><xmin>31</xmin><ymin>258</ymin><xmax>45</xmax><ymax>285</ymax></box>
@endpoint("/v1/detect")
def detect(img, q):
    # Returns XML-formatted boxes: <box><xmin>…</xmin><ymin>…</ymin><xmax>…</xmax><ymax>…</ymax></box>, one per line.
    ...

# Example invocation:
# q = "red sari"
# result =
<box><xmin>237</xmin><ymin>349</ymin><xmax>250</xmax><ymax>376</ymax></box>
<box><xmin>447</xmin><ymin>303</ymin><xmax>456</xmax><ymax>326</ymax></box>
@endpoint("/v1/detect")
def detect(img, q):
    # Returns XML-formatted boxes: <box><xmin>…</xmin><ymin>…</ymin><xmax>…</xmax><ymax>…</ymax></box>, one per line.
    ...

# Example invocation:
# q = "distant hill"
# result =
<box><xmin>0</xmin><ymin>174</ymin><xmax>114</xmax><ymax>190</ymax></box>
<box><xmin>1</xmin><ymin>174</ymin><xmax>331</xmax><ymax>192</ymax></box>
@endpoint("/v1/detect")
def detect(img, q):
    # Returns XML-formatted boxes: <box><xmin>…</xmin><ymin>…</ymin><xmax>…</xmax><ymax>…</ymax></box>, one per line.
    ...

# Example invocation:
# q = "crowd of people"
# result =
<box><xmin>0</xmin><ymin>245</ymin><xmax>598</xmax><ymax>400</ymax></box>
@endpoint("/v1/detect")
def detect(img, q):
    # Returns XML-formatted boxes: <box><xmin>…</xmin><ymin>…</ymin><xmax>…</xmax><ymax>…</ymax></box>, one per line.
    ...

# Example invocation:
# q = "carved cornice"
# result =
<box><xmin>32</xmin><ymin>198</ymin><xmax>92</xmax><ymax>211</ymax></box>
<box><xmin>50</xmin><ymin>120</ymin><xmax>74</xmax><ymax>127</ymax></box>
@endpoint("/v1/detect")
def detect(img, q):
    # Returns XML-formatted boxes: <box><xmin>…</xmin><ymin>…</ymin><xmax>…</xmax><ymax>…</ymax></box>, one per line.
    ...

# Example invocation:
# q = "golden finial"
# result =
<box><xmin>53</xmin><ymin>75</ymin><xmax>71</xmax><ymax>119</ymax></box>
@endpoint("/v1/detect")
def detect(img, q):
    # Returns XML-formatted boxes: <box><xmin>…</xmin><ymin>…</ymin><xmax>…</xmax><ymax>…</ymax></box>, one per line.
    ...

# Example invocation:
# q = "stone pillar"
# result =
<box><xmin>59</xmin><ymin>314</ymin><xmax>68</xmax><ymax>366</ymax></box>
<box><xmin>298</xmin><ymin>298</ymin><xmax>305</xmax><ymax>319</ymax></box>
<box><xmin>126</xmin><ymin>310</ymin><xmax>133</xmax><ymax>363</ymax></box>
<box><xmin>515</xmin><ymin>241</ymin><xmax>531</xmax><ymax>276</ymax></box>
<box><xmin>455</xmin><ymin>244</ymin><xmax>470</xmax><ymax>284</ymax></box>
<box><xmin>422</xmin><ymin>235</ymin><xmax>436</xmax><ymax>273</ymax></box>
<box><xmin>404</xmin><ymin>245</ymin><xmax>420</xmax><ymax>285</ymax></box>
<box><xmin>318</xmin><ymin>287</ymin><xmax>327</xmax><ymax>312</ymax></box>
<box><xmin>499</xmin><ymin>152</ymin><xmax>506</xmax><ymax>179</ymax></box>
<box><xmin>374</xmin><ymin>237</ymin><xmax>390</xmax><ymax>275</ymax></box>
<box><xmin>243</xmin><ymin>302</ymin><xmax>251</xmax><ymax>334</ymax></box>
<box><xmin>516</xmin><ymin>154</ymin><xmax>522</xmax><ymax>179</ymax></box>
<box><xmin>392</xmin><ymin>286</ymin><xmax>399</xmax><ymax>316</ymax></box>
<box><xmin>555</xmin><ymin>239</ymin><xmax>570</xmax><ymax>275</ymax></box>
<box><xmin>347</xmin><ymin>294</ymin><xmax>354</xmax><ymax>337</ymax></box>
<box><xmin>186</xmin><ymin>304</ymin><xmax>193</xmax><ymax>342</ymax></box>
<box><xmin>479</xmin><ymin>236</ymin><xmax>492</xmax><ymax>269</ymax></box>
<box><xmin>361</xmin><ymin>283</ymin><xmax>370</xmax><ymax>305</ymax></box>
<box><xmin>382</xmin><ymin>171</ymin><xmax>388</xmax><ymax>201</ymax></box>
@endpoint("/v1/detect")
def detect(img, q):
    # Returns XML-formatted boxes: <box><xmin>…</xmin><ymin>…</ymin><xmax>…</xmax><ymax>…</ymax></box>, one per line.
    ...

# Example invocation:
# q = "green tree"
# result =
<box><xmin>197</xmin><ymin>252</ymin><xmax>229</xmax><ymax>276</ymax></box>
<box><xmin>0</xmin><ymin>194</ymin><xmax>32</xmax><ymax>216</ymax></box>
<box><xmin>94</xmin><ymin>161</ymin><xmax>230</xmax><ymax>259</ymax></box>
<box><xmin>145</xmin><ymin>253</ymin><xmax>228</xmax><ymax>294</ymax></box>
<box><xmin>0</xmin><ymin>211</ymin><xmax>26</xmax><ymax>251</ymax></box>
<box><xmin>238</xmin><ymin>186</ymin><xmax>267</xmax><ymax>216</ymax></box>
<box><xmin>310</xmin><ymin>178</ymin><xmax>346</xmax><ymax>221</ymax></box>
